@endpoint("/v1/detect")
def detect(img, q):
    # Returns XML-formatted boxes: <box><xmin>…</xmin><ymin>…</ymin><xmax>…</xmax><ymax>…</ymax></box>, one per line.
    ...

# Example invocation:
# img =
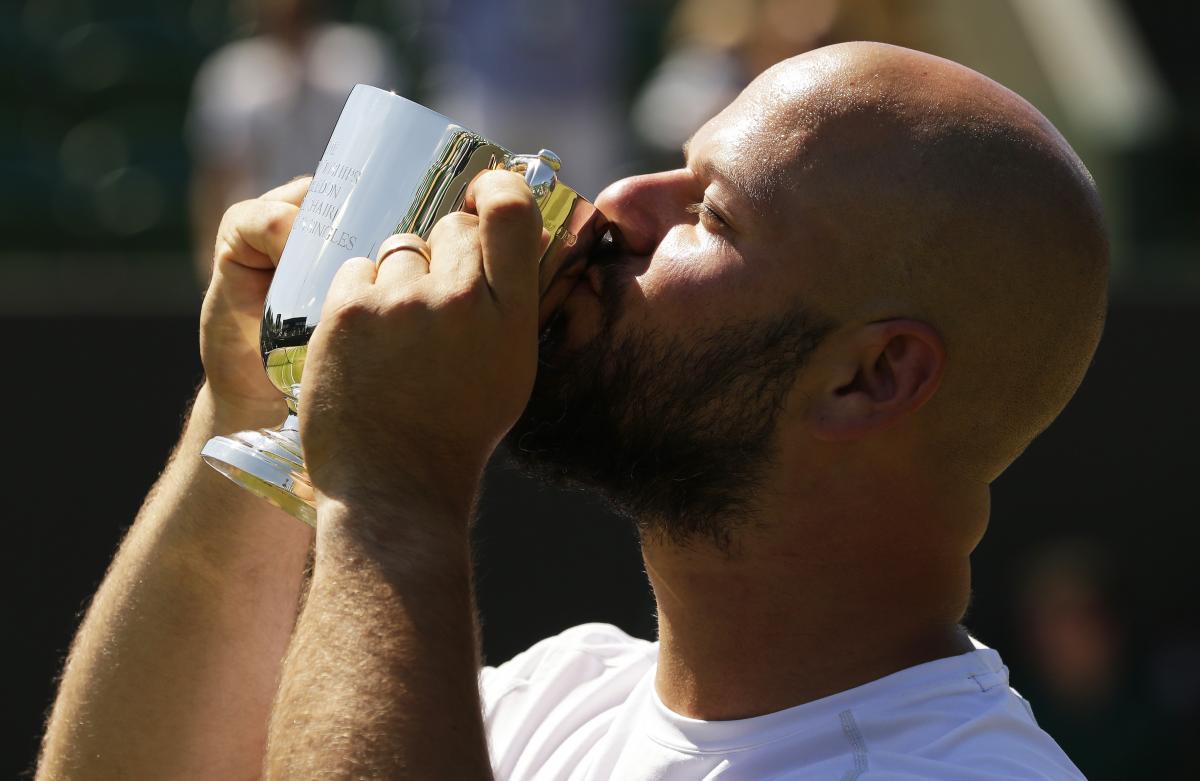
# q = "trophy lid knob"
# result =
<box><xmin>506</xmin><ymin>149</ymin><xmax>562</xmax><ymax>201</ymax></box>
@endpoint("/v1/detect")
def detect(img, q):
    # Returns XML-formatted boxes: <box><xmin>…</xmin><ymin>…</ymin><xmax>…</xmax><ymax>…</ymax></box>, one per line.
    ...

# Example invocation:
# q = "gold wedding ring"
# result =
<box><xmin>376</xmin><ymin>235</ymin><xmax>432</xmax><ymax>270</ymax></box>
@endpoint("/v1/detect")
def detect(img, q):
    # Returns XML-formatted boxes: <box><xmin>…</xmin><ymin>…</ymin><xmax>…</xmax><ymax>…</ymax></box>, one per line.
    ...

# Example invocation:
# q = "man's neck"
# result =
<box><xmin>642</xmin><ymin>527</ymin><xmax>975</xmax><ymax>721</ymax></box>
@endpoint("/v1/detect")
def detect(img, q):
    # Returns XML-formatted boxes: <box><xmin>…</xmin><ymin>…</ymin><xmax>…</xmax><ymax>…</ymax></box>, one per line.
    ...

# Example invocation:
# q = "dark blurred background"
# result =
<box><xmin>5</xmin><ymin>1</ymin><xmax>1198</xmax><ymax>779</ymax></box>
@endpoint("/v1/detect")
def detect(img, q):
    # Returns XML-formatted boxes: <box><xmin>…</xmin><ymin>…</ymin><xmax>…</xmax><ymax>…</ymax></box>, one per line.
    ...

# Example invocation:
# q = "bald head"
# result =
<box><xmin>513</xmin><ymin>42</ymin><xmax>1108</xmax><ymax>545</ymax></box>
<box><xmin>743</xmin><ymin>42</ymin><xmax>1109</xmax><ymax>481</ymax></box>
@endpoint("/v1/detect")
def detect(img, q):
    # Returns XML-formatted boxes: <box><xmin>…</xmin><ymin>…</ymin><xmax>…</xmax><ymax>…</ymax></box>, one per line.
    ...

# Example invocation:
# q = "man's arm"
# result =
<box><xmin>262</xmin><ymin>172</ymin><xmax>543</xmax><ymax>778</ymax></box>
<box><xmin>38</xmin><ymin>180</ymin><xmax>315</xmax><ymax>780</ymax></box>
<box><xmin>266</xmin><ymin>502</ymin><xmax>490</xmax><ymax>779</ymax></box>
<box><xmin>37</xmin><ymin>388</ymin><xmax>314</xmax><ymax>780</ymax></box>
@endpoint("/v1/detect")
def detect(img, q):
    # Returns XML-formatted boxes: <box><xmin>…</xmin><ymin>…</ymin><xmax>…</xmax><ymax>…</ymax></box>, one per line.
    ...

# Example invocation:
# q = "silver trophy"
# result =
<box><xmin>201</xmin><ymin>85</ymin><xmax>601</xmax><ymax>526</ymax></box>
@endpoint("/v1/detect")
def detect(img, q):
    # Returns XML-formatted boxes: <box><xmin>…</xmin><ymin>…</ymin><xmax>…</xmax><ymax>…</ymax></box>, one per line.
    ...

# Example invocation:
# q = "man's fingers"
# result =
<box><xmin>260</xmin><ymin>175</ymin><xmax>312</xmax><ymax>206</ymax></box>
<box><xmin>321</xmin><ymin>257</ymin><xmax>377</xmax><ymax>318</ymax></box>
<box><xmin>473</xmin><ymin>170</ymin><xmax>542</xmax><ymax>309</ymax></box>
<box><xmin>214</xmin><ymin>199</ymin><xmax>299</xmax><ymax>271</ymax></box>
<box><xmin>374</xmin><ymin>233</ymin><xmax>432</xmax><ymax>288</ymax></box>
<box><xmin>427</xmin><ymin>211</ymin><xmax>483</xmax><ymax>290</ymax></box>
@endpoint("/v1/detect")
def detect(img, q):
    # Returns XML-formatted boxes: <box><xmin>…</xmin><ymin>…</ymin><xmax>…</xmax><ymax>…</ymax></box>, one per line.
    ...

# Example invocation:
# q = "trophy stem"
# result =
<box><xmin>201</xmin><ymin>412</ymin><xmax>317</xmax><ymax>527</ymax></box>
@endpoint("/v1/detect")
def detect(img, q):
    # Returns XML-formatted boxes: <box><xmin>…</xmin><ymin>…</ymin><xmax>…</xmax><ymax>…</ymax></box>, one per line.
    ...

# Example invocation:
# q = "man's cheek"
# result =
<box><xmin>638</xmin><ymin>264</ymin><xmax>736</xmax><ymax>330</ymax></box>
<box><xmin>635</xmin><ymin>257</ymin><xmax>705</xmax><ymax>302</ymax></box>
<box><xmin>648</xmin><ymin>235</ymin><xmax>740</xmax><ymax>291</ymax></box>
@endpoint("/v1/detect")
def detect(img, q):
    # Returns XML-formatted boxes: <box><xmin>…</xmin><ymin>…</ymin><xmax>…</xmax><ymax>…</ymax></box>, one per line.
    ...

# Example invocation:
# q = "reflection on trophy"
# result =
<box><xmin>201</xmin><ymin>85</ymin><xmax>601</xmax><ymax>526</ymax></box>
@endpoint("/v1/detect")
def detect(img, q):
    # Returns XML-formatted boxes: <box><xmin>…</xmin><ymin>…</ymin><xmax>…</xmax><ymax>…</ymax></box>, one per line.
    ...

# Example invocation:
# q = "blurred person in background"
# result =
<box><xmin>1016</xmin><ymin>541</ymin><xmax>1180</xmax><ymax>780</ymax></box>
<box><xmin>423</xmin><ymin>0</ymin><xmax>630</xmax><ymax>199</ymax></box>
<box><xmin>187</xmin><ymin>0</ymin><xmax>402</xmax><ymax>281</ymax></box>
<box><xmin>632</xmin><ymin>0</ymin><xmax>934</xmax><ymax>165</ymax></box>
<box><xmin>37</xmin><ymin>39</ymin><xmax>1111</xmax><ymax>779</ymax></box>
<box><xmin>632</xmin><ymin>0</ymin><xmax>838</xmax><ymax>163</ymax></box>
<box><xmin>631</xmin><ymin>0</ymin><xmax>1166</xmax><ymax>211</ymax></box>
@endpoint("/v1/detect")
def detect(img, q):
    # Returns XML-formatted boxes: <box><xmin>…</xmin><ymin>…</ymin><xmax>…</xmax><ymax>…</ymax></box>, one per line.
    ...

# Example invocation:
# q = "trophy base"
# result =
<box><xmin>201</xmin><ymin>413</ymin><xmax>317</xmax><ymax>527</ymax></box>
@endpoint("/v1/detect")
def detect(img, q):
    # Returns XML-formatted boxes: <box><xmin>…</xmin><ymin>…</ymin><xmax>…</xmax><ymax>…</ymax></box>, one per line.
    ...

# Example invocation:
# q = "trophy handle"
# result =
<box><xmin>502</xmin><ymin>150</ymin><xmax>601</xmax><ymax>303</ymax></box>
<box><xmin>502</xmin><ymin>148</ymin><xmax>562</xmax><ymax>203</ymax></box>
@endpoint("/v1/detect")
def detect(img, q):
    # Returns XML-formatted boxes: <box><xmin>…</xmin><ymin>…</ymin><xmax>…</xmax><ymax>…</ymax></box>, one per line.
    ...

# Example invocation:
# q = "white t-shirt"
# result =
<box><xmin>480</xmin><ymin>623</ymin><xmax>1085</xmax><ymax>780</ymax></box>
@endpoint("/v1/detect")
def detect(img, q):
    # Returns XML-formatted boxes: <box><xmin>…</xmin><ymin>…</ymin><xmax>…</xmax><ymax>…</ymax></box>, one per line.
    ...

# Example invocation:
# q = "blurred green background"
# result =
<box><xmin>5</xmin><ymin>1</ymin><xmax>1198</xmax><ymax>778</ymax></box>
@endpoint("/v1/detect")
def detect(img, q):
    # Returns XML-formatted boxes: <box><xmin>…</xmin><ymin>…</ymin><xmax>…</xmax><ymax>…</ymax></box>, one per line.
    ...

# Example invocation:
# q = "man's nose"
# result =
<box><xmin>593</xmin><ymin>169</ymin><xmax>694</xmax><ymax>256</ymax></box>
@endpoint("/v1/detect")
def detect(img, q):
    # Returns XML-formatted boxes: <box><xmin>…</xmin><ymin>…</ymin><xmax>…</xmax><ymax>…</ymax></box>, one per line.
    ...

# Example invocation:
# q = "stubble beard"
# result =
<box><xmin>504</xmin><ymin>261</ymin><xmax>833</xmax><ymax>554</ymax></box>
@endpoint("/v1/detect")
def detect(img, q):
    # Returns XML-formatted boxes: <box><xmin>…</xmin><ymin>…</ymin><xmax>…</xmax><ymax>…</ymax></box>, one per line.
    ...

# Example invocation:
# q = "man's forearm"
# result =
<box><xmin>38</xmin><ymin>385</ymin><xmax>314</xmax><ymax>780</ymax></box>
<box><xmin>265</xmin><ymin>497</ymin><xmax>492</xmax><ymax>780</ymax></box>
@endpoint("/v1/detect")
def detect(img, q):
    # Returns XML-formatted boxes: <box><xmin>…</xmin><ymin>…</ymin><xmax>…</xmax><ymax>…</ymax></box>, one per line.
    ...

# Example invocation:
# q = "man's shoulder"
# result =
<box><xmin>540</xmin><ymin>622</ymin><xmax>655</xmax><ymax>654</ymax></box>
<box><xmin>480</xmin><ymin>623</ymin><xmax>656</xmax><ymax>704</ymax></box>
<box><xmin>484</xmin><ymin>623</ymin><xmax>655</xmax><ymax>678</ymax></box>
<box><xmin>837</xmin><ymin>641</ymin><xmax>1086</xmax><ymax>781</ymax></box>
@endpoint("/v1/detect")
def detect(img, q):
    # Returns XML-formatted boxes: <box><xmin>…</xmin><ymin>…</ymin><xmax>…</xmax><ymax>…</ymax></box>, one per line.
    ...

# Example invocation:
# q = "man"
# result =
<box><xmin>38</xmin><ymin>42</ymin><xmax>1106</xmax><ymax>779</ymax></box>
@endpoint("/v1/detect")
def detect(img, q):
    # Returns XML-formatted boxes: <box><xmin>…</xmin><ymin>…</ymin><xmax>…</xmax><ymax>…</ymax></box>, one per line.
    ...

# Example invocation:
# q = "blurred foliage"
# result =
<box><xmin>1119</xmin><ymin>2</ymin><xmax>1200</xmax><ymax>266</ymax></box>
<box><xmin>3</xmin><ymin>1</ymin><xmax>210</xmax><ymax>253</ymax></box>
<box><xmin>0</xmin><ymin>0</ymin><xmax>673</xmax><ymax>257</ymax></box>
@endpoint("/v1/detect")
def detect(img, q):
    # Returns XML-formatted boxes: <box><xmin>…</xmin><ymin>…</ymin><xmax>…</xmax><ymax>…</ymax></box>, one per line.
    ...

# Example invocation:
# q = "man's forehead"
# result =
<box><xmin>686</xmin><ymin>85</ymin><xmax>813</xmax><ymax>211</ymax></box>
<box><xmin>686</xmin><ymin>44</ymin><xmax>927</xmax><ymax>208</ymax></box>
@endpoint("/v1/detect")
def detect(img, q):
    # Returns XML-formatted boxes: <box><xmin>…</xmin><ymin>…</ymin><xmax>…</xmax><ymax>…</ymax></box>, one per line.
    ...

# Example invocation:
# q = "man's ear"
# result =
<box><xmin>808</xmin><ymin>319</ymin><xmax>945</xmax><ymax>441</ymax></box>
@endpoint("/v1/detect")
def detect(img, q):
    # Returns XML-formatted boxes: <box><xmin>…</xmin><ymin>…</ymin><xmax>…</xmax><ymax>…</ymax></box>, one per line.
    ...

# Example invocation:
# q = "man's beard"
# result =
<box><xmin>505</xmin><ymin>260</ymin><xmax>833</xmax><ymax>554</ymax></box>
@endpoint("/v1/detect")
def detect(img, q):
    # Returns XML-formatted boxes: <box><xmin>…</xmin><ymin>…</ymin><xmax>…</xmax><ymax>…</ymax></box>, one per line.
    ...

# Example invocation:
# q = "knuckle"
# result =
<box><xmin>327</xmin><ymin>294</ymin><xmax>377</xmax><ymax>327</ymax></box>
<box><xmin>322</xmin><ymin>259</ymin><xmax>372</xmax><ymax>306</ymax></box>
<box><xmin>218</xmin><ymin>200</ymin><xmax>295</xmax><ymax>244</ymax></box>
<box><xmin>217</xmin><ymin>199</ymin><xmax>254</xmax><ymax>232</ymax></box>
<box><xmin>256</xmin><ymin>178</ymin><xmax>306</xmax><ymax>206</ymax></box>
<box><xmin>482</xmin><ymin>190</ymin><xmax>541</xmax><ymax>233</ymax></box>
<box><xmin>442</xmin><ymin>211</ymin><xmax>480</xmax><ymax>230</ymax></box>
<box><xmin>438</xmin><ymin>278</ymin><xmax>485</xmax><ymax>311</ymax></box>
<box><xmin>479</xmin><ymin>168</ymin><xmax>525</xmax><ymax>191</ymax></box>
<box><xmin>429</xmin><ymin>211</ymin><xmax>479</xmax><ymax>243</ymax></box>
<box><xmin>381</xmin><ymin>288</ymin><xmax>434</xmax><ymax>321</ymax></box>
<box><xmin>279</xmin><ymin>175</ymin><xmax>312</xmax><ymax>195</ymax></box>
<box><xmin>483</xmin><ymin>188</ymin><xmax>535</xmax><ymax>216</ymax></box>
<box><xmin>335</xmin><ymin>256</ymin><xmax>374</xmax><ymax>279</ymax></box>
<box><xmin>263</xmin><ymin>205</ymin><xmax>297</xmax><ymax>239</ymax></box>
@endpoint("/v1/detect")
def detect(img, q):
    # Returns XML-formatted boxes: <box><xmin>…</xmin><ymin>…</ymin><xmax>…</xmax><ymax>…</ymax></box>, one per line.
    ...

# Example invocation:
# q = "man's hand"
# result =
<box><xmin>263</xmin><ymin>171</ymin><xmax>538</xmax><ymax>780</ymax></box>
<box><xmin>300</xmin><ymin>170</ymin><xmax>543</xmax><ymax>524</ymax></box>
<box><xmin>200</xmin><ymin>176</ymin><xmax>310</xmax><ymax>420</ymax></box>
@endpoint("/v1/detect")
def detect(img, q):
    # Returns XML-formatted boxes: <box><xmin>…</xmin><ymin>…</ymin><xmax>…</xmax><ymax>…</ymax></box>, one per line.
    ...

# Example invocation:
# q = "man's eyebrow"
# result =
<box><xmin>682</xmin><ymin>137</ymin><xmax>763</xmax><ymax>211</ymax></box>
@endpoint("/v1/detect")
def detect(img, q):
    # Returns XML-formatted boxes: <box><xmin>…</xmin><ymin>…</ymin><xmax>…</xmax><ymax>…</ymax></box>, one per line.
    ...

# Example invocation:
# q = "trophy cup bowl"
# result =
<box><xmin>200</xmin><ymin>85</ymin><xmax>602</xmax><ymax>526</ymax></box>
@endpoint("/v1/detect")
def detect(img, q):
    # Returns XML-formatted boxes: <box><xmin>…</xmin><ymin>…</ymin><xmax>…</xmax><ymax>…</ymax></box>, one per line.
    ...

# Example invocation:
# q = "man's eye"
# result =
<box><xmin>686</xmin><ymin>201</ymin><xmax>728</xmax><ymax>229</ymax></box>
